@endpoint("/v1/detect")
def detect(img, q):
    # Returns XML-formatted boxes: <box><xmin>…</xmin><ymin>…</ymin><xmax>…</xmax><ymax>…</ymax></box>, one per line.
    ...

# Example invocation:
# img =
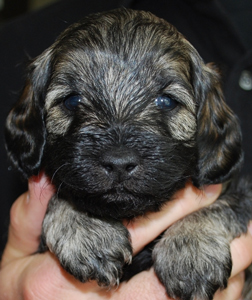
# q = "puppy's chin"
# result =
<box><xmin>57</xmin><ymin>181</ymin><xmax>186</xmax><ymax>219</ymax></box>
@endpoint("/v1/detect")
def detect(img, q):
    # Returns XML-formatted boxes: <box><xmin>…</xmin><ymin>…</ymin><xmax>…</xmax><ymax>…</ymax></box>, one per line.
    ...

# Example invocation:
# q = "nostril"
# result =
<box><xmin>102</xmin><ymin>162</ymin><xmax>138</xmax><ymax>174</ymax></box>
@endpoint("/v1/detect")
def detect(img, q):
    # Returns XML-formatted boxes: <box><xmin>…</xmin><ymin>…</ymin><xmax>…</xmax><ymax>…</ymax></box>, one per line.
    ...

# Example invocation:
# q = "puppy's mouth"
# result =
<box><xmin>75</xmin><ymin>187</ymin><xmax>166</xmax><ymax>219</ymax></box>
<box><xmin>57</xmin><ymin>178</ymin><xmax>185</xmax><ymax>219</ymax></box>
<box><xmin>50</xmin><ymin>155</ymin><xmax>192</xmax><ymax>218</ymax></box>
<box><xmin>91</xmin><ymin>184</ymin><xmax>152</xmax><ymax>204</ymax></box>
<box><xmin>46</xmin><ymin>140</ymin><xmax>195</xmax><ymax>218</ymax></box>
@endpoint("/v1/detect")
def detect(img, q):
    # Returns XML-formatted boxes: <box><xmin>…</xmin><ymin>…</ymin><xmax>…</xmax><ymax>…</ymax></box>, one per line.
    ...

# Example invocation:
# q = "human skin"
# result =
<box><xmin>0</xmin><ymin>173</ymin><xmax>252</xmax><ymax>300</ymax></box>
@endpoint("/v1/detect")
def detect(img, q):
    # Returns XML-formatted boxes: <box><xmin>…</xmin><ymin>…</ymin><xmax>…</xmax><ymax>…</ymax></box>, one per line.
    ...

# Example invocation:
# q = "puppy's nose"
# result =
<box><xmin>101</xmin><ymin>148</ymin><xmax>139</xmax><ymax>180</ymax></box>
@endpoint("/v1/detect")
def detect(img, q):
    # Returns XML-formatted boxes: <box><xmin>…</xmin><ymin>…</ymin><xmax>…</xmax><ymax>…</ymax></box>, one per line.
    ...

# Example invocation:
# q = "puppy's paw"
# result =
<box><xmin>59</xmin><ymin>219</ymin><xmax>132</xmax><ymax>286</ymax></box>
<box><xmin>153</xmin><ymin>218</ymin><xmax>232</xmax><ymax>300</ymax></box>
<box><xmin>42</xmin><ymin>198</ymin><xmax>132</xmax><ymax>286</ymax></box>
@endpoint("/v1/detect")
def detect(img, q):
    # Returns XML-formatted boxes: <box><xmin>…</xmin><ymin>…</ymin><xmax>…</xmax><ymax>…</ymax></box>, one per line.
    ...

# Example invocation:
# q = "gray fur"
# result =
<box><xmin>42</xmin><ymin>195</ymin><xmax>132</xmax><ymax>286</ymax></box>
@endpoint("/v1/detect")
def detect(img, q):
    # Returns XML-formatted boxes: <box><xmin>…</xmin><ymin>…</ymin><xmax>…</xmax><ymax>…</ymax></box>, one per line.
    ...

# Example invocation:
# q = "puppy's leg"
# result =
<box><xmin>41</xmin><ymin>195</ymin><xmax>132</xmax><ymax>286</ymax></box>
<box><xmin>153</xmin><ymin>178</ymin><xmax>252</xmax><ymax>300</ymax></box>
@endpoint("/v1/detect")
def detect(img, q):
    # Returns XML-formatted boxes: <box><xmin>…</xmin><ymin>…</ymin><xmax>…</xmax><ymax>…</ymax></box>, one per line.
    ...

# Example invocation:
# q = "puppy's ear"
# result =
<box><xmin>192</xmin><ymin>63</ymin><xmax>243</xmax><ymax>186</ymax></box>
<box><xmin>5</xmin><ymin>49</ymin><xmax>52</xmax><ymax>179</ymax></box>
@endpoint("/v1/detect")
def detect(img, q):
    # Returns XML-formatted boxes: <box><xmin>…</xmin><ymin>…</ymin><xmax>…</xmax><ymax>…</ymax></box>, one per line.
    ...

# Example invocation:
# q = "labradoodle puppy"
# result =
<box><xmin>5</xmin><ymin>8</ymin><xmax>252</xmax><ymax>300</ymax></box>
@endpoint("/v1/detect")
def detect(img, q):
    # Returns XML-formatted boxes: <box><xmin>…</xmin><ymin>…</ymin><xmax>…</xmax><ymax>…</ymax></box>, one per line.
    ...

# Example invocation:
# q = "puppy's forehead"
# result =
<box><xmin>45</xmin><ymin>10</ymin><xmax>195</xmax><ymax>114</ymax></box>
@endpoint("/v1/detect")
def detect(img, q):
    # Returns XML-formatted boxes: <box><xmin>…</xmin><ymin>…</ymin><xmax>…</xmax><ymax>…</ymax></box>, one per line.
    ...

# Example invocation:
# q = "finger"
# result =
<box><xmin>1</xmin><ymin>252</ymin><xmax>111</xmax><ymax>300</ymax></box>
<box><xmin>127</xmin><ymin>182</ymin><xmax>222</xmax><ymax>254</ymax></box>
<box><xmin>230</xmin><ymin>222</ymin><xmax>252</xmax><ymax>277</ymax></box>
<box><xmin>1</xmin><ymin>173</ymin><xmax>54</xmax><ymax>267</ymax></box>
<box><xmin>0</xmin><ymin>252</ymin><xmax>86</xmax><ymax>300</ymax></box>
<box><xmin>1</xmin><ymin>253</ymin><xmax>168</xmax><ymax>300</ymax></box>
<box><xmin>111</xmin><ymin>268</ymin><xmax>171</xmax><ymax>300</ymax></box>
<box><xmin>214</xmin><ymin>272</ymin><xmax>245</xmax><ymax>300</ymax></box>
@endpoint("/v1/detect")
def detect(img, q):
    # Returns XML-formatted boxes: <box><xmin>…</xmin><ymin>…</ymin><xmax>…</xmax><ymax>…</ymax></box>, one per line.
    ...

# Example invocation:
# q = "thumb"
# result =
<box><xmin>127</xmin><ymin>182</ymin><xmax>222</xmax><ymax>254</ymax></box>
<box><xmin>1</xmin><ymin>173</ymin><xmax>54</xmax><ymax>267</ymax></box>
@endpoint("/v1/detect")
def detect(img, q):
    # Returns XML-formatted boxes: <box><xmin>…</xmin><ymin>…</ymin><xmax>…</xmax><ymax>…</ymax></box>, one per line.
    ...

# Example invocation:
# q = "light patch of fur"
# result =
<box><xmin>165</xmin><ymin>83</ymin><xmax>196</xmax><ymax>142</ymax></box>
<box><xmin>45</xmin><ymin>88</ymin><xmax>70</xmax><ymax>111</ymax></box>
<box><xmin>169</xmin><ymin>108</ymin><xmax>196</xmax><ymax>142</ymax></box>
<box><xmin>46</xmin><ymin>107</ymin><xmax>72</xmax><ymax>136</ymax></box>
<box><xmin>166</xmin><ymin>83</ymin><xmax>195</xmax><ymax>113</ymax></box>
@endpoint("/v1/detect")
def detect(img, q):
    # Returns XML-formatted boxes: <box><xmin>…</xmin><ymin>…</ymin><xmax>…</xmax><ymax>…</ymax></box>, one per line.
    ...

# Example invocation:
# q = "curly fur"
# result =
<box><xmin>5</xmin><ymin>8</ymin><xmax>252</xmax><ymax>300</ymax></box>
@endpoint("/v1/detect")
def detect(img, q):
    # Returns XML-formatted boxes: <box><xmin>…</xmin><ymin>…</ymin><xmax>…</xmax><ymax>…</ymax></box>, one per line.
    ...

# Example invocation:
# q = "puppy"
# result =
<box><xmin>5</xmin><ymin>8</ymin><xmax>252</xmax><ymax>300</ymax></box>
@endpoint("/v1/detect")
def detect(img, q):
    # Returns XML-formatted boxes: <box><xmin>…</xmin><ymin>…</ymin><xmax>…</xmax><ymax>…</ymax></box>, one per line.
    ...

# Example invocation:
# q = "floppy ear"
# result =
<box><xmin>5</xmin><ymin>48</ymin><xmax>52</xmax><ymax>179</ymax></box>
<box><xmin>192</xmin><ymin>63</ymin><xmax>243</xmax><ymax>186</ymax></box>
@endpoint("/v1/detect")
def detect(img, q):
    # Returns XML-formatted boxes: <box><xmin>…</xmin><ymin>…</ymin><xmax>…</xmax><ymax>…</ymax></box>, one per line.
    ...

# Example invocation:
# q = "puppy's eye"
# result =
<box><xmin>64</xmin><ymin>95</ymin><xmax>82</xmax><ymax>111</ymax></box>
<box><xmin>155</xmin><ymin>95</ymin><xmax>178</xmax><ymax>111</ymax></box>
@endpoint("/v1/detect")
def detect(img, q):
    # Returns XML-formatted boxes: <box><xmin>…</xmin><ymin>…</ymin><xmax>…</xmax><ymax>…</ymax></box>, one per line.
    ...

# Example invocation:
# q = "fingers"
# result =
<box><xmin>10</xmin><ymin>253</ymin><xmax>97</xmax><ymax>300</ymax></box>
<box><xmin>214</xmin><ymin>272</ymin><xmax>245</xmax><ymax>300</ymax></box>
<box><xmin>127</xmin><ymin>182</ymin><xmax>222</xmax><ymax>254</ymax></box>
<box><xmin>1</xmin><ymin>173</ymin><xmax>54</xmax><ymax>267</ymax></box>
<box><xmin>212</xmin><ymin>223</ymin><xmax>252</xmax><ymax>300</ymax></box>
<box><xmin>230</xmin><ymin>222</ymin><xmax>252</xmax><ymax>277</ymax></box>
<box><xmin>111</xmin><ymin>268</ymin><xmax>170</xmax><ymax>300</ymax></box>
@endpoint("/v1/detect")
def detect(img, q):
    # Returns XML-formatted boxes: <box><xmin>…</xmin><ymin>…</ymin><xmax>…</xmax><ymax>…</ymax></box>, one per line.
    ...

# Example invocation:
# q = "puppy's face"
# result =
<box><xmin>5</xmin><ymin>9</ymin><xmax>243</xmax><ymax>218</ymax></box>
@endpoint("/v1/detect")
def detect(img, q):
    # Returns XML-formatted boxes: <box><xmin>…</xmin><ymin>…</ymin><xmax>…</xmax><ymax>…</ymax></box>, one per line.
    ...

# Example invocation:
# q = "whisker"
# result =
<box><xmin>51</xmin><ymin>163</ymin><xmax>71</xmax><ymax>184</ymax></box>
<box><xmin>56</xmin><ymin>181</ymin><xmax>64</xmax><ymax>198</ymax></box>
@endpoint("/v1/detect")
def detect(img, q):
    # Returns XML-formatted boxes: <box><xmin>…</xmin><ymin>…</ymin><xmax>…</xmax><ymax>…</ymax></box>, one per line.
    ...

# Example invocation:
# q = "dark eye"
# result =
<box><xmin>155</xmin><ymin>95</ymin><xmax>178</xmax><ymax>111</ymax></box>
<box><xmin>64</xmin><ymin>95</ymin><xmax>82</xmax><ymax>111</ymax></box>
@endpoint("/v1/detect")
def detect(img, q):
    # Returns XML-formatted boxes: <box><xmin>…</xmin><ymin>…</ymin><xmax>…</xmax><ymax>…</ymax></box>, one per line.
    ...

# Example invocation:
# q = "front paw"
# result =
<box><xmin>42</xmin><ymin>198</ymin><xmax>132</xmax><ymax>286</ymax></box>
<box><xmin>153</xmin><ymin>219</ymin><xmax>232</xmax><ymax>300</ymax></box>
<box><xmin>59</xmin><ymin>219</ymin><xmax>132</xmax><ymax>286</ymax></box>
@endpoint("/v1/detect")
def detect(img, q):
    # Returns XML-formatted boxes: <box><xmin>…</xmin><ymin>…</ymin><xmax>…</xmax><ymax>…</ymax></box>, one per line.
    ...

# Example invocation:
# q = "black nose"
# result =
<box><xmin>101</xmin><ymin>148</ymin><xmax>139</xmax><ymax>180</ymax></box>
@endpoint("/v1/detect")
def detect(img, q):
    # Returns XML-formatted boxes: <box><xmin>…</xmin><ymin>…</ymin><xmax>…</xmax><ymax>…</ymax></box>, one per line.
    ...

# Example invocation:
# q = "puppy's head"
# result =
<box><xmin>5</xmin><ymin>9</ymin><xmax>243</xmax><ymax>218</ymax></box>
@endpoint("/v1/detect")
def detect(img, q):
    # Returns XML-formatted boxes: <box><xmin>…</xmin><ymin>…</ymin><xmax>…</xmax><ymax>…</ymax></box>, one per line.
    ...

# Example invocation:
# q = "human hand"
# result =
<box><xmin>0</xmin><ymin>174</ymin><xmax>251</xmax><ymax>300</ymax></box>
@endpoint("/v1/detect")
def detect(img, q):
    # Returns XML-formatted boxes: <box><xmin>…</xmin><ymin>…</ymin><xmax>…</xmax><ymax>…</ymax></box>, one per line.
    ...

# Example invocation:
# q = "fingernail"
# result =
<box><xmin>203</xmin><ymin>184</ymin><xmax>222</xmax><ymax>199</ymax></box>
<box><xmin>30</xmin><ymin>172</ymin><xmax>44</xmax><ymax>183</ymax></box>
<box><xmin>28</xmin><ymin>172</ymin><xmax>47</xmax><ymax>193</ymax></box>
